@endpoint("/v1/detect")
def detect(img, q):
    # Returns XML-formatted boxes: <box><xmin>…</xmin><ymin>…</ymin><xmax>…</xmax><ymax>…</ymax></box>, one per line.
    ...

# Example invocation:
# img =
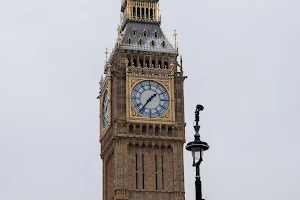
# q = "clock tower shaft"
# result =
<box><xmin>99</xmin><ymin>1</ymin><xmax>186</xmax><ymax>199</ymax></box>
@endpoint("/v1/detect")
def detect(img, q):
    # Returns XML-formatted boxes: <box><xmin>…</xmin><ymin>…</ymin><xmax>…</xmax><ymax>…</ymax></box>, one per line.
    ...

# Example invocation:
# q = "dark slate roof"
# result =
<box><xmin>117</xmin><ymin>21</ymin><xmax>176</xmax><ymax>54</ymax></box>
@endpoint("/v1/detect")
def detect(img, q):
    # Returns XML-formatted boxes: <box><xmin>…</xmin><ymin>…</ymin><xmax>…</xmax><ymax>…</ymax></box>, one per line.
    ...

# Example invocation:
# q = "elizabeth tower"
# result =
<box><xmin>99</xmin><ymin>0</ymin><xmax>185</xmax><ymax>199</ymax></box>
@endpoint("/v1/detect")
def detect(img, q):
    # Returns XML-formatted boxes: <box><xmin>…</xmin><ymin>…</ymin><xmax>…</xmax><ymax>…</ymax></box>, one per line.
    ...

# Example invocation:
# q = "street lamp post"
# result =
<box><xmin>186</xmin><ymin>105</ymin><xmax>210</xmax><ymax>200</ymax></box>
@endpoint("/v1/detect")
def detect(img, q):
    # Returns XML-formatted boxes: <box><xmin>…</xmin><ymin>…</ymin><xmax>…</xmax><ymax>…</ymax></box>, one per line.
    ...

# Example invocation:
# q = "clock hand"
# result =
<box><xmin>139</xmin><ymin>93</ymin><xmax>157</xmax><ymax>112</ymax></box>
<box><xmin>149</xmin><ymin>93</ymin><xmax>157</xmax><ymax>101</ymax></box>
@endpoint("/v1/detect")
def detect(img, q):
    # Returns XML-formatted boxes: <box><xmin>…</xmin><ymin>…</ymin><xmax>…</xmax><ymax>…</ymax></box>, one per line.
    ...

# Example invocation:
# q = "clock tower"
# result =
<box><xmin>99</xmin><ymin>0</ymin><xmax>186</xmax><ymax>199</ymax></box>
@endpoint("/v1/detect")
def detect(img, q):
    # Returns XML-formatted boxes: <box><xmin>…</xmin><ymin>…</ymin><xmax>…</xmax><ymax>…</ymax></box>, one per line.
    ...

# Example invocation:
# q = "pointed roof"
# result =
<box><xmin>104</xmin><ymin>0</ymin><xmax>177</xmax><ymax>73</ymax></box>
<box><xmin>118</xmin><ymin>22</ymin><xmax>176</xmax><ymax>54</ymax></box>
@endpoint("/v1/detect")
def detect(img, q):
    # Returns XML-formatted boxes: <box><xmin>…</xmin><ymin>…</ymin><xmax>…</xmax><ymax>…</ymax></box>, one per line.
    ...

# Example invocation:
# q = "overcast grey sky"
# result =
<box><xmin>0</xmin><ymin>0</ymin><xmax>300</xmax><ymax>200</ymax></box>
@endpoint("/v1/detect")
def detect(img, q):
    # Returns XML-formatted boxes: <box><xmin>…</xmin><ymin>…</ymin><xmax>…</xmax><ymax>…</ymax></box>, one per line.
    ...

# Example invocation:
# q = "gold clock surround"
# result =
<box><xmin>126</xmin><ymin>74</ymin><xmax>175</xmax><ymax>125</ymax></box>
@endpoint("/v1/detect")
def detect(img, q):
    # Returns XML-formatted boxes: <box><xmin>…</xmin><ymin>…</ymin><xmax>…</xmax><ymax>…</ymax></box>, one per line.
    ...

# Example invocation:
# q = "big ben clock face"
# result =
<box><xmin>131</xmin><ymin>80</ymin><xmax>170</xmax><ymax>118</ymax></box>
<box><xmin>102</xmin><ymin>90</ymin><xmax>108</xmax><ymax>127</ymax></box>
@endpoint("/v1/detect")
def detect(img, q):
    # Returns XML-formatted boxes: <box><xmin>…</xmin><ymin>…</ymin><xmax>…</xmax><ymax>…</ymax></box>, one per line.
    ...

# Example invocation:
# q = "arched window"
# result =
<box><xmin>168</xmin><ymin>127</ymin><xmax>172</xmax><ymax>136</ymax></box>
<box><xmin>128</xmin><ymin>38</ymin><xmax>132</xmax><ymax>44</ymax></box>
<box><xmin>164</xmin><ymin>61</ymin><xmax>168</xmax><ymax>69</ymax></box>
<box><xmin>129</xmin><ymin>125</ymin><xmax>134</xmax><ymax>132</ymax></box>
<box><xmin>139</xmin><ymin>59</ymin><xmax>143</xmax><ymax>67</ymax></box>
<box><xmin>151</xmin><ymin>60</ymin><xmax>155</xmax><ymax>68</ymax></box>
<box><xmin>143</xmin><ymin>30</ymin><xmax>147</xmax><ymax>37</ymax></box>
<box><xmin>150</xmin><ymin>9</ymin><xmax>153</xmax><ymax>19</ymax></box>
<box><xmin>142</xmin><ymin>126</ymin><xmax>147</xmax><ymax>133</ymax></box>
<box><xmin>132</xmin><ymin>29</ymin><xmax>136</xmax><ymax>36</ymax></box>
<box><xmin>142</xmin><ymin>8</ymin><xmax>145</xmax><ymax>19</ymax></box>
<box><xmin>155</xmin><ymin>127</ymin><xmax>159</xmax><ymax>134</ymax></box>
<box><xmin>146</xmin><ymin>8</ymin><xmax>149</xmax><ymax>19</ymax></box>
<box><xmin>133</xmin><ymin>7</ymin><xmax>136</xmax><ymax>18</ymax></box>
<box><xmin>154</xmin><ymin>31</ymin><xmax>158</xmax><ymax>38</ymax></box>
<box><xmin>146</xmin><ymin>59</ymin><xmax>150</xmax><ymax>68</ymax></box>
<box><xmin>133</xmin><ymin>58</ymin><xmax>137</xmax><ymax>67</ymax></box>
<box><xmin>162</xmin><ymin>41</ymin><xmax>166</xmax><ymax>47</ymax></box>
<box><xmin>158</xmin><ymin>60</ymin><xmax>162</xmax><ymax>68</ymax></box>
<box><xmin>137</xmin><ymin>7</ymin><xmax>140</xmax><ymax>18</ymax></box>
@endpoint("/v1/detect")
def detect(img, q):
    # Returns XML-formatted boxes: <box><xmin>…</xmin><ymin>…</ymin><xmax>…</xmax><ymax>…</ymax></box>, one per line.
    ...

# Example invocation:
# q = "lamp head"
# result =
<box><xmin>196</xmin><ymin>104</ymin><xmax>204</xmax><ymax>111</ymax></box>
<box><xmin>186</xmin><ymin>141</ymin><xmax>210</xmax><ymax>166</ymax></box>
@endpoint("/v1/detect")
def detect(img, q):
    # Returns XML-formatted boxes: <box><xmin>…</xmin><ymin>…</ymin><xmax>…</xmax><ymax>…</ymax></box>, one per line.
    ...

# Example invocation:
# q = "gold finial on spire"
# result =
<box><xmin>105</xmin><ymin>48</ymin><xmax>109</xmax><ymax>63</ymax></box>
<box><xmin>173</xmin><ymin>29</ymin><xmax>178</xmax><ymax>49</ymax></box>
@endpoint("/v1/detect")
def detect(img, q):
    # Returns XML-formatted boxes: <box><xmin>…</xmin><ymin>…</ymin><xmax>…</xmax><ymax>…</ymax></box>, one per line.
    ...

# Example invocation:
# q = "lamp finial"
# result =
<box><xmin>195</xmin><ymin>104</ymin><xmax>204</xmax><ymax>126</ymax></box>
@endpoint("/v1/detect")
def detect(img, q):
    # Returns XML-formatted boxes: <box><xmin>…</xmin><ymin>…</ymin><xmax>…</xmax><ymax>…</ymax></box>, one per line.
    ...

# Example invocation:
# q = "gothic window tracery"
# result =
<box><xmin>129</xmin><ymin>124</ymin><xmax>134</xmax><ymax>132</ymax></box>
<box><xmin>142</xmin><ymin>125</ymin><xmax>147</xmax><ymax>133</ymax></box>
<box><xmin>133</xmin><ymin>58</ymin><xmax>137</xmax><ymax>67</ymax></box>
<box><xmin>139</xmin><ymin>59</ymin><xmax>143</xmax><ymax>67</ymax></box>
<box><xmin>168</xmin><ymin>127</ymin><xmax>172</xmax><ymax>136</ymax></box>
<box><xmin>142</xmin><ymin>8</ymin><xmax>145</xmax><ymax>19</ymax></box>
<box><xmin>133</xmin><ymin>7</ymin><xmax>136</xmax><ymax>19</ymax></box>
<box><xmin>158</xmin><ymin>60</ymin><xmax>162</xmax><ymax>69</ymax></box>
<box><xmin>146</xmin><ymin>8</ymin><xmax>149</xmax><ymax>19</ymax></box>
<box><xmin>151</xmin><ymin>59</ymin><xmax>155</xmax><ymax>68</ymax></box>
<box><xmin>164</xmin><ymin>61</ymin><xmax>168</xmax><ymax>69</ymax></box>
<box><xmin>145</xmin><ymin>59</ymin><xmax>150</xmax><ymax>68</ymax></box>
<box><xmin>150</xmin><ymin>9</ymin><xmax>153</xmax><ymax>19</ymax></box>
<box><xmin>137</xmin><ymin>7</ymin><xmax>141</xmax><ymax>19</ymax></box>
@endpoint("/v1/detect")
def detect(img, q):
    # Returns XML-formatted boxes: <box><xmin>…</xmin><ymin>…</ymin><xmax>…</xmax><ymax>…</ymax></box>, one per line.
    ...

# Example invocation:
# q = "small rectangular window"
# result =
<box><xmin>162</xmin><ymin>155</ymin><xmax>164</xmax><ymax>190</ymax></box>
<box><xmin>136</xmin><ymin>154</ymin><xmax>138</xmax><ymax>189</ymax></box>
<box><xmin>142</xmin><ymin>154</ymin><xmax>145</xmax><ymax>189</ymax></box>
<box><xmin>155</xmin><ymin>154</ymin><xmax>158</xmax><ymax>190</ymax></box>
